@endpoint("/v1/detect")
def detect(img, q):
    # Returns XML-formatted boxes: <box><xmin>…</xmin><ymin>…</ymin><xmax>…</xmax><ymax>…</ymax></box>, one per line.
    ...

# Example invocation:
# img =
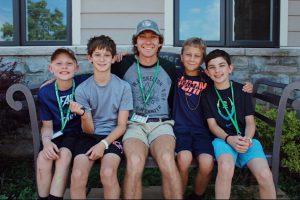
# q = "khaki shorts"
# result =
<box><xmin>122</xmin><ymin>120</ymin><xmax>175</xmax><ymax>147</ymax></box>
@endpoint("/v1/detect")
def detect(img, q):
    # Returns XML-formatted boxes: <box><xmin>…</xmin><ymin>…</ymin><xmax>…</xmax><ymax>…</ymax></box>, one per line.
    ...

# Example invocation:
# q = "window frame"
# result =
<box><xmin>226</xmin><ymin>0</ymin><xmax>279</xmax><ymax>47</ymax></box>
<box><xmin>174</xmin><ymin>0</ymin><xmax>279</xmax><ymax>47</ymax></box>
<box><xmin>0</xmin><ymin>0</ymin><xmax>20</xmax><ymax>46</ymax></box>
<box><xmin>0</xmin><ymin>0</ymin><xmax>72</xmax><ymax>46</ymax></box>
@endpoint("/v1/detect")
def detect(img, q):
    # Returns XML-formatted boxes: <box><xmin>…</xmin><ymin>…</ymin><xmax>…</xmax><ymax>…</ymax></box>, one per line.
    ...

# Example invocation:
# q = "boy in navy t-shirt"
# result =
<box><xmin>173</xmin><ymin>38</ymin><xmax>214</xmax><ymax>199</ymax></box>
<box><xmin>201</xmin><ymin>49</ymin><xmax>276</xmax><ymax>199</ymax></box>
<box><xmin>37</xmin><ymin>48</ymin><xmax>87</xmax><ymax>200</ymax></box>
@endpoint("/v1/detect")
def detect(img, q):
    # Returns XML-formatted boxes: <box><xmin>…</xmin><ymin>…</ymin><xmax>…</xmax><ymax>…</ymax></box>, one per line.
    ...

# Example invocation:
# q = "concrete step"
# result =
<box><xmin>64</xmin><ymin>185</ymin><xmax>289</xmax><ymax>199</ymax></box>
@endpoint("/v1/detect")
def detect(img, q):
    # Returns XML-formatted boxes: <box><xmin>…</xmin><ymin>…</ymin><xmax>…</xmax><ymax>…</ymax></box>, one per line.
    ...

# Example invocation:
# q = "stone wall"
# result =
<box><xmin>0</xmin><ymin>46</ymin><xmax>300</xmax><ymax>157</ymax></box>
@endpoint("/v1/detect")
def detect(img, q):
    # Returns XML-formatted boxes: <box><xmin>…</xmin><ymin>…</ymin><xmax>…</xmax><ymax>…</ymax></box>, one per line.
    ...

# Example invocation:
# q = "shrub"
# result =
<box><xmin>0</xmin><ymin>57</ymin><xmax>27</xmax><ymax>137</ymax></box>
<box><xmin>256</xmin><ymin>105</ymin><xmax>300</xmax><ymax>173</ymax></box>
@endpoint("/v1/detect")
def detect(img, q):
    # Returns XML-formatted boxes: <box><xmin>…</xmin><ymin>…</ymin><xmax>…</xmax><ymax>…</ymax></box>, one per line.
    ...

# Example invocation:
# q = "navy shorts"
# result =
<box><xmin>175</xmin><ymin>129</ymin><xmax>214</xmax><ymax>158</ymax></box>
<box><xmin>73</xmin><ymin>133</ymin><xmax>124</xmax><ymax>159</ymax></box>
<box><xmin>39</xmin><ymin>131</ymin><xmax>81</xmax><ymax>155</ymax></box>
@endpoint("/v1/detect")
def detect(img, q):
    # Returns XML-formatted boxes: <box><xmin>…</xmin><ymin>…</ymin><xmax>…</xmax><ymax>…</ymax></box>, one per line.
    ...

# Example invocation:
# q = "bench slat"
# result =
<box><xmin>254</xmin><ymin>111</ymin><xmax>276</xmax><ymax>127</ymax></box>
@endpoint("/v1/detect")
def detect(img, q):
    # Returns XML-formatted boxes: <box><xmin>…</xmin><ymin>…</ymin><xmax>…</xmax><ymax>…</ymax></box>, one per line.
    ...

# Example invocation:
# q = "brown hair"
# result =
<box><xmin>87</xmin><ymin>35</ymin><xmax>117</xmax><ymax>56</ymax></box>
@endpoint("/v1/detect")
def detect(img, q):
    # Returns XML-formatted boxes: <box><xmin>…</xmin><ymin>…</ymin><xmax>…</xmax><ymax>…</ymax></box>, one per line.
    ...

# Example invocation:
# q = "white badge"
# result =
<box><xmin>130</xmin><ymin>113</ymin><xmax>149</xmax><ymax>123</ymax></box>
<box><xmin>52</xmin><ymin>131</ymin><xmax>63</xmax><ymax>139</ymax></box>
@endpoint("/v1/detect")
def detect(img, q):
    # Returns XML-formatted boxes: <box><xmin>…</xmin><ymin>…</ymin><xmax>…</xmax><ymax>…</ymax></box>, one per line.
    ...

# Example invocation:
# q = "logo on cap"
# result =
<box><xmin>136</xmin><ymin>19</ymin><xmax>161</xmax><ymax>36</ymax></box>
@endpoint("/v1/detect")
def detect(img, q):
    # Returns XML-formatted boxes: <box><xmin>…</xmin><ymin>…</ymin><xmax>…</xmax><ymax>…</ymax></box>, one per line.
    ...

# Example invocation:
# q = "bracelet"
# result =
<box><xmin>100</xmin><ymin>139</ymin><xmax>109</xmax><ymax>150</ymax></box>
<box><xmin>225</xmin><ymin>135</ymin><xmax>231</xmax><ymax>144</ymax></box>
<box><xmin>42</xmin><ymin>135</ymin><xmax>51</xmax><ymax>139</ymax></box>
<box><xmin>79</xmin><ymin>108</ymin><xmax>85</xmax><ymax>116</ymax></box>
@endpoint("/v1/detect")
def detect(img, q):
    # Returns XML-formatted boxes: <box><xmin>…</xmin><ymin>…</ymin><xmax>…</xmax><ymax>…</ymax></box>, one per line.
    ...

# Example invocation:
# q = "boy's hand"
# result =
<box><xmin>42</xmin><ymin>140</ymin><xmax>59</xmax><ymax>160</ymax></box>
<box><xmin>69</xmin><ymin>100</ymin><xmax>85</xmax><ymax>116</ymax></box>
<box><xmin>227</xmin><ymin>135</ymin><xmax>249</xmax><ymax>153</ymax></box>
<box><xmin>115</xmin><ymin>52</ymin><xmax>128</xmax><ymax>62</ymax></box>
<box><xmin>85</xmin><ymin>142</ymin><xmax>106</xmax><ymax>160</ymax></box>
<box><xmin>242</xmin><ymin>81</ymin><xmax>253</xmax><ymax>93</ymax></box>
<box><xmin>40</xmin><ymin>78</ymin><xmax>56</xmax><ymax>88</ymax></box>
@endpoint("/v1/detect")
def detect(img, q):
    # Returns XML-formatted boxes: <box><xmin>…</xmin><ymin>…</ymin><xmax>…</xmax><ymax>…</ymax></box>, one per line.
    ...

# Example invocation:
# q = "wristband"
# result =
<box><xmin>225</xmin><ymin>135</ymin><xmax>231</xmax><ymax>144</ymax></box>
<box><xmin>79</xmin><ymin>107</ymin><xmax>85</xmax><ymax>116</ymax></box>
<box><xmin>100</xmin><ymin>139</ymin><xmax>109</xmax><ymax>150</ymax></box>
<box><xmin>42</xmin><ymin>135</ymin><xmax>51</xmax><ymax>140</ymax></box>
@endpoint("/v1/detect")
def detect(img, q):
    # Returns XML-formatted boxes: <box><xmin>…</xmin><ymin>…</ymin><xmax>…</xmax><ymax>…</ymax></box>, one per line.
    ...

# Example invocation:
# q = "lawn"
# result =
<box><xmin>0</xmin><ymin>157</ymin><xmax>299</xmax><ymax>199</ymax></box>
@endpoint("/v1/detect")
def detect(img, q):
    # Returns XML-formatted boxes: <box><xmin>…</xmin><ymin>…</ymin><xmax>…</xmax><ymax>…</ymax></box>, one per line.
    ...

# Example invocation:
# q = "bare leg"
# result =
<box><xmin>194</xmin><ymin>153</ymin><xmax>214</xmax><ymax>195</ymax></box>
<box><xmin>70</xmin><ymin>154</ymin><xmax>94</xmax><ymax>199</ymax></box>
<box><xmin>247</xmin><ymin>158</ymin><xmax>276</xmax><ymax>199</ymax></box>
<box><xmin>123</xmin><ymin>138</ymin><xmax>148</xmax><ymax>199</ymax></box>
<box><xmin>176</xmin><ymin>150</ymin><xmax>193</xmax><ymax>193</ymax></box>
<box><xmin>36</xmin><ymin>152</ymin><xmax>53</xmax><ymax>198</ymax></box>
<box><xmin>215</xmin><ymin>154</ymin><xmax>235</xmax><ymax>199</ymax></box>
<box><xmin>100</xmin><ymin>153</ymin><xmax>121</xmax><ymax>199</ymax></box>
<box><xmin>151</xmin><ymin>135</ymin><xmax>183</xmax><ymax>199</ymax></box>
<box><xmin>50</xmin><ymin>148</ymin><xmax>72</xmax><ymax>197</ymax></box>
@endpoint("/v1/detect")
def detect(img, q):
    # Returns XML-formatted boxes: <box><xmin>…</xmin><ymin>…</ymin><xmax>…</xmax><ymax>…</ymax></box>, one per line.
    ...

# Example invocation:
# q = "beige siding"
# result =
<box><xmin>80</xmin><ymin>0</ymin><xmax>164</xmax><ymax>45</ymax></box>
<box><xmin>288</xmin><ymin>0</ymin><xmax>300</xmax><ymax>46</ymax></box>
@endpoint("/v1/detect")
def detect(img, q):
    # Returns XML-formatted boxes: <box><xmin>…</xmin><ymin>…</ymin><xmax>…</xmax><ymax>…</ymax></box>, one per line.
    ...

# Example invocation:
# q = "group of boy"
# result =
<box><xmin>37</xmin><ymin>19</ymin><xmax>276</xmax><ymax>200</ymax></box>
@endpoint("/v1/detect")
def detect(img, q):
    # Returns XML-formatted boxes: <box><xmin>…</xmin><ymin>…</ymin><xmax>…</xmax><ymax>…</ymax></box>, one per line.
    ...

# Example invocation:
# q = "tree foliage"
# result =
<box><xmin>27</xmin><ymin>0</ymin><xmax>67</xmax><ymax>41</ymax></box>
<box><xmin>0</xmin><ymin>0</ymin><xmax>67</xmax><ymax>42</ymax></box>
<box><xmin>0</xmin><ymin>22</ymin><xmax>13</xmax><ymax>41</ymax></box>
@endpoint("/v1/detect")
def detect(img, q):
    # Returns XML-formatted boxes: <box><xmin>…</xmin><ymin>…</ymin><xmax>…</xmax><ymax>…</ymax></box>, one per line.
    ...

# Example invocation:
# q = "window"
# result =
<box><xmin>0</xmin><ymin>0</ymin><xmax>71</xmax><ymax>46</ymax></box>
<box><xmin>174</xmin><ymin>0</ymin><xmax>279</xmax><ymax>47</ymax></box>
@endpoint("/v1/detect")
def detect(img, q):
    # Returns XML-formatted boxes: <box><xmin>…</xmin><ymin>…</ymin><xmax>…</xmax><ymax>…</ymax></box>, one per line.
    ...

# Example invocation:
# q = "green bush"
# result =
<box><xmin>256</xmin><ymin>105</ymin><xmax>300</xmax><ymax>173</ymax></box>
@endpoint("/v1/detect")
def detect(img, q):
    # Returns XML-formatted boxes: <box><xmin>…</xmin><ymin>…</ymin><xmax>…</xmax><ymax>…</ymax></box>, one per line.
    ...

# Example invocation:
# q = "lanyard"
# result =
<box><xmin>214</xmin><ymin>81</ymin><xmax>241</xmax><ymax>135</ymax></box>
<box><xmin>136</xmin><ymin>58</ymin><xmax>159</xmax><ymax>105</ymax></box>
<box><xmin>55</xmin><ymin>80</ymin><xmax>75</xmax><ymax>131</ymax></box>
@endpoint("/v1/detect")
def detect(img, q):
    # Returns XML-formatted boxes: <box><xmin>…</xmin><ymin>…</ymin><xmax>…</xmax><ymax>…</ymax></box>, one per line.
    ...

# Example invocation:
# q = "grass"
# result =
<box><xmin>0</xmin><ymin>157</ymin><xmax>299</xmax><ymax>199</ymax></box>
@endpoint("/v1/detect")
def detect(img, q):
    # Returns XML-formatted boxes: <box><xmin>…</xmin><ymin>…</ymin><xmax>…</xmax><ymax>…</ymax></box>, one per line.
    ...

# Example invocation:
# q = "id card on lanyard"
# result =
<box><xmin>53</xmin><ymin>80</ymin><xmax>75</xmax><ymax>139</ymax></box>
<box><xmin>130</xmin><ymin>58</ymin><xmax>159</xmax><ymax>123</ymax></box>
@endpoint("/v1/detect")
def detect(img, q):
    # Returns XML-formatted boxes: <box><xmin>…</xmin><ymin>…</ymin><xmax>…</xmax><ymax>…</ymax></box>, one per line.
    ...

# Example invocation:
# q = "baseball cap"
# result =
<box><xmin>135</xmin><ymin>19</ymin><xmax>161</xmax><ymax>36</ymax></box>
<box><xmin>51</xmin><ymin>47</ymin><xmax>77</xmax><ymax>63</ymax></box>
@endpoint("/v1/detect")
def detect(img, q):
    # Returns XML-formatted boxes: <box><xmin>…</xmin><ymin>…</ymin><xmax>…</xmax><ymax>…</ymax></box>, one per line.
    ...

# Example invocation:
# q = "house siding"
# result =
<box><xmin>288</xmin><ymin>0</ymin><xmax>300</xmax><ymax>46</ymax></box>
<box><xmin>80</xmin><ymin>0</ymin><xmax>165</xmax><ymax>45</ymax></box>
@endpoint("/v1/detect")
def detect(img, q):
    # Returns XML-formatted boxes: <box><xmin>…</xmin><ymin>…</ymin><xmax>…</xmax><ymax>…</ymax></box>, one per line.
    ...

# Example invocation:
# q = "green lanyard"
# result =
<box><xmin>55</xmin><ymin>80</ymin><xmax>75</xmax><ymax>131</ymax></box>
<box><xmin>136</xmin><ymin>58</ymin><xmax>159</xmax><ymax>105</ymax></box>
<box><xmin>214</xmin><ymin>81</ymin><xmax>241</xmax><ymax>135</ymax></box>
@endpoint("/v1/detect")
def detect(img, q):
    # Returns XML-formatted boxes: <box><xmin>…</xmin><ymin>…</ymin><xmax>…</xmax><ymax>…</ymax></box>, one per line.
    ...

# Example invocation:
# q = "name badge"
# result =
<box><xmin>52</xmin><ymin>131</ymin><xmax>63</xmax><ymax>139</ymax></box>
<box><xmin>130</xmin><ymin>112</ymin><xmax>149</xmax><ymax>123</ymax></box>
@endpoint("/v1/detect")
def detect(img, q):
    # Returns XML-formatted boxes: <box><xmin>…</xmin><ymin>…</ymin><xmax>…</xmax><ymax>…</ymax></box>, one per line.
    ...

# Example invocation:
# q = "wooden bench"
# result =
<box><xmin>5</xmin><ymin>51</ymin><xmax>300</xmax><ymax>196</ymax></box>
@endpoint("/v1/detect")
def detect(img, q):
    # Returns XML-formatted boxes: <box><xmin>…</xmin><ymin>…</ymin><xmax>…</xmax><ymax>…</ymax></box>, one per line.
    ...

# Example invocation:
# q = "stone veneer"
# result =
<box><xmin>0</xmin><ymin>46</ymin><xmax>300</xmax><ymax>86</ymax></box>
<box><xmin>0</xmin><ymin>46</ymin><xmax>300</xmax><ymax>157</ymax></box>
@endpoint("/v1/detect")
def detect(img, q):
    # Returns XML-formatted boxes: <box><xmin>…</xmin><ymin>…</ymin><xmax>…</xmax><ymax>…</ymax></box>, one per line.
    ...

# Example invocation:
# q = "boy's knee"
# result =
<box><xmin>71</xmin><ymin>168</ymin><xmax>88</xmax><ymax>182</ymax></box>
<box><xmin>59</xmin><ymin>148</ymin><xmax>72</xmax><ymax>160</ymax></box>
<box><xmin>177</xmin><ymin>154</ymin><xmax>192</xmax><ymax>170</ymax></box>
<box><xmin>100</xmin><ymin>167</ymin><xmax>116</xmax><ymax>183</ymax></box>
<box><xmin>218</xmin><ymin>160</ymin><xmax>234</xmax><ymax>175</ymax></box>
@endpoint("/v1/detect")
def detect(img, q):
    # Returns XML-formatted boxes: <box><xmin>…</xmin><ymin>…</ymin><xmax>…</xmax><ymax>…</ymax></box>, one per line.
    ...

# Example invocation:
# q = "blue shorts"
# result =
<box><xmin>175</xmin><ymin>129</ymin><xmax>214</xmax><ymax>157</ymax></box>
<box><xmin>212</xmin><ymin>138</ymin><xmax>266</xmax><ymax>168</ymax></box>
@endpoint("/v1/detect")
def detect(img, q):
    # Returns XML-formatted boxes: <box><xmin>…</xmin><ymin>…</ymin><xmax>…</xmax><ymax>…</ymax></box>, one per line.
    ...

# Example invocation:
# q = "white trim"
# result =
<box><xmin>72</xmin><ymin>0</ymin><xmax>81</xmax><ymax>45</ymax></box>
<box><xmin>280</xmin><ymin>0</ymin><xmax>288</xmax><ymax>47</ymax></box>
<box><xmin>164</xmin><ymin>0</ymin><xmax>174</xmax><ymax>46</ymax></box>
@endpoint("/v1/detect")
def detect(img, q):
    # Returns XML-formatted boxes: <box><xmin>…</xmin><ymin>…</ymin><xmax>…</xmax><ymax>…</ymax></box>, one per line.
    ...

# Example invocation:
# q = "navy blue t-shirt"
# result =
<box><xmin>173</xmin><ymin>67</ymin><xmax>212</xmax><ymax>135</ymax></box>
<box><xmin>38</xmin><ymin>75</ymin><xmax>89</xmax><ymax>133</ymax></box>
